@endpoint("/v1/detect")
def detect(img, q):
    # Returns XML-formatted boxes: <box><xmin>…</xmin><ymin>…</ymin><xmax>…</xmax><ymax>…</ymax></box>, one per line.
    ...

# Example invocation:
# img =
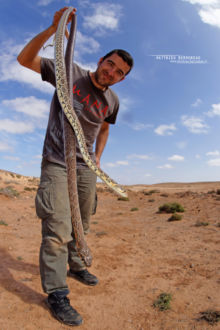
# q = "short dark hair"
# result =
<box><xmin>102</xmin><ymin>49</ymin><xmax>134</xmax><ymax>75</ymax></box>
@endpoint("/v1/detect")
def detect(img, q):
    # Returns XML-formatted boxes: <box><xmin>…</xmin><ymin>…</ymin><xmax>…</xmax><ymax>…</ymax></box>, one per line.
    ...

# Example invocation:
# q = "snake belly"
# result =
<box><xmin>55</xmin><ymin>7</ymin><xmax>128</xmax><ymax>199</ymax></box>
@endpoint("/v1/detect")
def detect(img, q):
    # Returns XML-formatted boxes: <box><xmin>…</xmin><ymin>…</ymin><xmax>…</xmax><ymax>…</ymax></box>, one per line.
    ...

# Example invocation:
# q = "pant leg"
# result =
<box><xmin>68</xmin><ymin>168</ymin><xmax>97</xmax><ymax>271</ymax></box>
<box><xmin>35</xmin><ymin>160</ymin><xmax>72</xmax><ymax>295</ymax></box>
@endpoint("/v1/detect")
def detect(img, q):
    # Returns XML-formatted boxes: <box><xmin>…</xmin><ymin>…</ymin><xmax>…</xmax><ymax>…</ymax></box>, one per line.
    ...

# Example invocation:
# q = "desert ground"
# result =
<box><xmin>0</xmin><ymin>169</ymin><xmax>219</xmax><ymax>330</ymax></box>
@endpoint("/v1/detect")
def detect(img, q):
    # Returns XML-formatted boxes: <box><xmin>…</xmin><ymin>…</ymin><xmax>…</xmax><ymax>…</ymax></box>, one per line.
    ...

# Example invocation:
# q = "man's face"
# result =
<box><xmin>94</xmin><ymin>53</ymin><xmax>131</xmax><ymax>88</ymax></box>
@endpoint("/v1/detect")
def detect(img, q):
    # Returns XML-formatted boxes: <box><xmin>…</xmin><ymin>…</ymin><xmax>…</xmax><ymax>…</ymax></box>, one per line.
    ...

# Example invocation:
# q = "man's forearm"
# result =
<box><xmin>95</xmin><ymin>133</ymin><xmax>108</xmax><ymax>159</ymax></box>
<box><xmin>95</xmin><ymin>123</ymin><xmax>109</xmax><ymax>166</ymax></box>
<box><xmin>17</xmin><ymin>25</ymin><xmax>55</xmax><ymax>70</ymax></box>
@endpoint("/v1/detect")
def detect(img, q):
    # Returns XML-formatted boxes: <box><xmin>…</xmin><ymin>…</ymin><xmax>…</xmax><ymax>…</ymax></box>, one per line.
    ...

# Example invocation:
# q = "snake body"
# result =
<box><xmin>54</xmin><ymin>7</ymin><xmax>127</xmax><ymax>266</ymax></box>
<box><xmin>63</xmin><ymin>13</ymin><xmax>92</xmax><ymax>266</ymax></box>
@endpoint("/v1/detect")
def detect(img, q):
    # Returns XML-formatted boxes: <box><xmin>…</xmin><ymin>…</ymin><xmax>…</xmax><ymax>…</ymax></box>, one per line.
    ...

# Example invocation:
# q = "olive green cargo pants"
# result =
<box><xmin>35</xmin><ymin>159</ymin><xmax>97</xmax><ymax>294</ymax></box>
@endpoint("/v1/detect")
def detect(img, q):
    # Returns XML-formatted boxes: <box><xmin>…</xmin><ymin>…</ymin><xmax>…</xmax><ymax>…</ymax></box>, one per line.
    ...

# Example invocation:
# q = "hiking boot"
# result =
<box><xmin>46</xmin><ymin>292</ymin><xmax>83</xmax><ymax>326</ymax></box>
<box><xmin>68</xmin><ymin>269</ymin><xmax>99</xmax><ymax>286</ymax></box>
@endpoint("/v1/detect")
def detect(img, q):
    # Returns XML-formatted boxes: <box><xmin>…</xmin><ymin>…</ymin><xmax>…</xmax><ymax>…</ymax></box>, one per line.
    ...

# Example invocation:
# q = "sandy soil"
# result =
<box><xmin>0</xmin><ymin>169</ymin><xmax>219</xmax><ymax>330</ymax></box>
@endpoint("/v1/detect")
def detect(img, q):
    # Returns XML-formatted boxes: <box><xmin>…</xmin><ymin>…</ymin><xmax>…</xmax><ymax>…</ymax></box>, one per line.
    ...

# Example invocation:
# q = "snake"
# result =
<box><xmin>54</xmin><ymin>7</ymin><xmax>127</xmax><ymax>266</ymax></box>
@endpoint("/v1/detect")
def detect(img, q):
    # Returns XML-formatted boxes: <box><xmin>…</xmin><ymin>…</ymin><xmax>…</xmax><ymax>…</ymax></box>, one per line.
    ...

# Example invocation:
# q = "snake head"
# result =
<box><xmin>117</xmin><ymin>187</ymin><xmax>128</xmax><ymax>199</ymax></box>
<box><xmin>79</xmin><ymin>247</ymin><xmax>93</xmax><ymax>267</ymax></box>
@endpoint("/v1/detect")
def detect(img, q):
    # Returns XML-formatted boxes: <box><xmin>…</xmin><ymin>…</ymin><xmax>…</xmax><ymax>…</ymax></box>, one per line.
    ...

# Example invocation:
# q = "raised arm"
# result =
<box><xmin>17</xmin><ymin>7</ymin><xmax>76</xmax><ymax>73</ymax></box>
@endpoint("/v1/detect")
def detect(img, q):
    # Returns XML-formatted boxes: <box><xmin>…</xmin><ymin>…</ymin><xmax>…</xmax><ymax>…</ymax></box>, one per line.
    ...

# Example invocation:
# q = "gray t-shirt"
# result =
<box><xmin>40</xmin><ymin>58</ymin><xmax>119</xmax><ymax>168</ymax></box>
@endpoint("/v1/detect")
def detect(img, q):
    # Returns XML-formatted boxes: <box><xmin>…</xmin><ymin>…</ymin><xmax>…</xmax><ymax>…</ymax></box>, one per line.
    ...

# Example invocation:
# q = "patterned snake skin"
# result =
<box><xmin>54</xmin><ymin>7</ymin><xmax>127</xmax><ymax>266</ymax></box>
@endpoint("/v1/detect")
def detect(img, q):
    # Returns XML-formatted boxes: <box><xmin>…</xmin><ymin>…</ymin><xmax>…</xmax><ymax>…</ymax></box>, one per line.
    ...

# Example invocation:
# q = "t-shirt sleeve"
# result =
<box><xmin>41</xmin><ymin>57</ymin><xmax>56</xmax><ymax>87</ymax></box>
<box><xmin>104</xmin><ymin>92</ymin><xmax>119</xmax><ymax>124</ymax></box>
<box><xmin>104</xmin><ymin>103</ymin><xmax>119</xmax><ymax>124</ymax></box>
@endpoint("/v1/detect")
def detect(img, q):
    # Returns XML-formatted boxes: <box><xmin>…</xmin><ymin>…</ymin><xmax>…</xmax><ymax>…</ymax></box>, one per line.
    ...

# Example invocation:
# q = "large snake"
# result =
<box><xmin>54</xmin><ymin>7</ymin><xmax>127</xmax><ymax>266</ymax></box>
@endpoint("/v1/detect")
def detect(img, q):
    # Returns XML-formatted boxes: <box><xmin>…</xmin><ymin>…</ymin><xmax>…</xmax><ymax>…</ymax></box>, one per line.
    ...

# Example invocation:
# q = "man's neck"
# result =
<box><xmin>89</xmin><ymin>72</ymin><xmax>106</xmax><ymax>91</ymax></box>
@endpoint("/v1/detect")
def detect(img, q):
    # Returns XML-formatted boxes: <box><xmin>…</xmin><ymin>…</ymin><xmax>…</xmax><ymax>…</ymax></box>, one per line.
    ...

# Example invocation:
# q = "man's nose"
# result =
<box><xmin>107</xmin><ymin>68</ymin><xmax>115</xmax><ymax>77</ymax></box>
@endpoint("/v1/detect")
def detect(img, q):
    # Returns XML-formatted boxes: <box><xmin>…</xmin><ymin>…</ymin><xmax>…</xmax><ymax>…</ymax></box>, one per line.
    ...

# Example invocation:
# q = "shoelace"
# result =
<box><xmin>56</xmin><ymin>297</ymin><xmax>75</xmax><ymax>312</ymax></box>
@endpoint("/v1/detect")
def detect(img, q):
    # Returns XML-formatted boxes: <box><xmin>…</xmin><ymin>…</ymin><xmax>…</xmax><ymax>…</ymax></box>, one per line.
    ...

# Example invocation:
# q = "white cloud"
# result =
<box><xmin>157</xmin><ymin>164</ymin><xmax>174</xmax><ymax>169</ymax></box>
<box><xmin>206</xmin><ymin>150</ymin><xmax>220</xmax><ymax>157</ymax></box>
<box><xmin>0</xmin><ymin>40</ymin><xmax>53</xmax><ymax>94</ymax></box>
<box><xmin>2</xmin><ymin>96</ymin><xmax>49</xmax><ymax>119</ymax></box>
<box><xmin>79</xmin><ymin>0</ymin><xmax>90</xmax><ymax>7</ymax></box>
<box><xmin>116</xmin><ymin>160</ymin><xmax>129</xmax><ymax>166</ymax></box>
<box><xmin>104</xmin><ymin>160</ymin><xmax>129</xmax><ymax>167</ymax></box>
<box><xmin>119</xmin><ymin>97</ymin><xmax>132</xmax><ymax>112</ymax></box>
<box><xmin>3</xmin><ymin>155</ymin><xmax>20</xmax><ymax>161</ymax></box>
<box><xmin>83</xmin><ymin>3</ymin><xmax>122</xmax><ymax>34</ymax></box>
<box><xmin>0</xmin><ymin>119</ymin><xmax>34</xmax><ymax>134</ymax></box>
<box><xmin>206</xmin><ymin>103</ymin><xmax>220</xmax><ymax>117</ymax></box>
<box><xmin>75</xmin><ymin>31</ymin><xmax>100</xmax><ymax>56</ymax></box>
<box><xmin>75</xmin><ymin>60</ymin><xmax>97</xmax><ymax>72</ymax></box>
<box><xmin>168</xmin><ymin>155</ymin><xmax>185</xmax><ymax>161</ymax></box>
<box><xmin>207</xmin><ymin>158</ymin><xmax>220</xmax><ymax>166</ymax></box>
<box><xmin>191</xmin><ymin>98</ymin><xmax>202</xmax><ymax>107</ymax></box>
<box><xmin>144</xmin><ymin>173</ymin><xmax>152</xmax><ymax>177</ymax></box>
<box><xmin>176</xmin><ymin>141</ymin><xmax>188</xmax><ymax>149</ymax></box>
<box><xmin>131</xmin><ymin>123</ymin><xmax>153</xmax><ymax>131</ymax></box>
<box><xmin>200</xmin><ymin>7</ymin><xmax>220</xmax><ymax>28</ymax></box>
<box><xmin>38</xmin><ymin>0</ymin><xmax>55</xmax><ymax>5</ymax></box>
<box><xmin>154</xmin><ymin>124</ymin><xmax>177</xmax><ymax>136</ymax></box>
<box><xmin>104</xmin><ymin>162</ymin><xmax>116</xmax><ymax>168</ymax></box>
<box><xmin>38</xmin><ymin>0</ymin><xmax>71</xmax><ymax>5</ymax></box>
<box><xmin>183</xmin><ymin>0</ymin><xmax>220</xmax><ymax>29</ymax></box>
<box><xmin>127</xmin><ymin>154</ymin><xmax>152</xmax><ymax>160</ymax></box>
<box><xmin>181</xmin><ymin>115</ymin><xmax>209</xmax><ymax>133</ymax></box>
<box><xmin>184</xmin><ymin>0</ymin><xmax>219</xmax><ymax>5</ymax></box>
<box><xmin>34</xmin><ymin>154</ymin><xmax>43</xmax><ymax>159</ymax></box>
<box><xmin>0</xmin><ymin>142</ymin><xmax>12</xmax><ymax>152</ymax></box>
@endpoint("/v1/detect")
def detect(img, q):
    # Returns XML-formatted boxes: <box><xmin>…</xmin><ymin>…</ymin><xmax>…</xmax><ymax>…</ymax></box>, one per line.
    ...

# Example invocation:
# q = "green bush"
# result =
<box><xmin>143</xmin><ymin>189</ymin><xmax>160</xmax><ymax>196</ymax></box>
<box><xmin>130</xmin><ymin>207</ymin><xmax>139</xmax><ymax>212</ymax></box>
<box><xmin>195</xmin><ymin>221</ymin><xmax>209</xmax><ymax>227</ymax></box>
<box><xmin>159</xmin><ymin>202</ymin><xmax>184</xmax><ymax>213</ymax></box>
<box><xmin>0</xmin><ymin>186</ymin><xmax>19</xmax><ymax>197</ymax></box>
<box><xmin>199</xmin><ymin>310</ymin><xmax>220</xmax><ymax>325</ymax></box>
<box><xmin>0</xmin><ymin>220</ymin><xmax>8</xmax><ymax>226</ymax></box>
<box><xmin>24</xmin><ymin>187</ymin><xmax>37</xmax><ymax>192</ymax></box>
<box><xmin>118</xmin><ymin>197</ymin><xmax>129</xmax><ymax>201</ymax></box>
<box><xmin>153</xmin><ymin>293</ymin><xmax>172</xmax><ymax>311</ymax></box>
<box><xmin>168</xmin><ymin>213</ymin><xmax>182</xmax><ymax>221</ymax></box>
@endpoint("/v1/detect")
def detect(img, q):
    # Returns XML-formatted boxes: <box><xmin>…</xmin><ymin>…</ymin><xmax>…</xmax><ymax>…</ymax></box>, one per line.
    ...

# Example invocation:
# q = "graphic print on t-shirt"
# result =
<box><xmin>73</xmin><ymin>83</ymin><xmax>108</xmax><ymax>121</ymax></box>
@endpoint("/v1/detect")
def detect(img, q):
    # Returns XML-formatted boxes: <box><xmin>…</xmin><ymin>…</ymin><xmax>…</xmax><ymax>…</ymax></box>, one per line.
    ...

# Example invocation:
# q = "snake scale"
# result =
<box><xmin>54</xmin><ymin>7</ymin><xmax>127</xmax><ymax>266</ymax></box>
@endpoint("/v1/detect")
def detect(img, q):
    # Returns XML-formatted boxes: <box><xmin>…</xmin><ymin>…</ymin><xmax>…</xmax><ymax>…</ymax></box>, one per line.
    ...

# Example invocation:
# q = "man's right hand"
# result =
<box><xmin>51</xmin><ymin>7</ymin><xmax>77</xmax><ymax>34</ymax></box>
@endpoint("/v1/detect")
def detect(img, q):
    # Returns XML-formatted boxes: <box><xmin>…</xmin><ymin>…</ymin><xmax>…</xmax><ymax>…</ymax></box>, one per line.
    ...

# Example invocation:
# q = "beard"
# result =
<box><xmin>93</xmin><ymin>68</ymin><xmax>114</xmax><ymax>88</ymax></box>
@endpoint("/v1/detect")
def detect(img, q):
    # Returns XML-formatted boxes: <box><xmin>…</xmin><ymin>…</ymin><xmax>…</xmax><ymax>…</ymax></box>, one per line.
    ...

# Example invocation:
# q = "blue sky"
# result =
<box><xmin>0</xmin><ymin>0</ymin><xmax>220</xmax><ymax>185</ymax></box>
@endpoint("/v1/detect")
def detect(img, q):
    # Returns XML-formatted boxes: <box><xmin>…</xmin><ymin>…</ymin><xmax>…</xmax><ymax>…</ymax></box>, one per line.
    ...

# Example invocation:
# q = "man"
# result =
<box><xmin>17</xmin><ymin>6</ymin><xmax>133</xmax><ymax>327</ymax></box>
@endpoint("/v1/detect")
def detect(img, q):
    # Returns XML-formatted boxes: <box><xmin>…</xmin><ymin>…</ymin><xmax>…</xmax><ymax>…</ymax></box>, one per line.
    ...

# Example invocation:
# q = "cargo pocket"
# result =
<box><xmin>35</xmin><ymin>181</ymin><xmax>54</xmax><ymax>219</ymax></box>
<box><xmin>91</xmin><ymin>192</ymin><xmax>98</xmax><ymax>215</ymax></box>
